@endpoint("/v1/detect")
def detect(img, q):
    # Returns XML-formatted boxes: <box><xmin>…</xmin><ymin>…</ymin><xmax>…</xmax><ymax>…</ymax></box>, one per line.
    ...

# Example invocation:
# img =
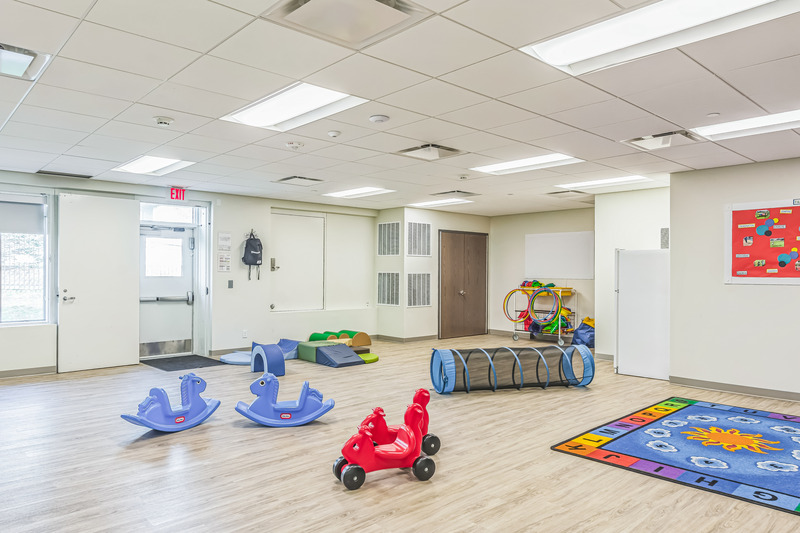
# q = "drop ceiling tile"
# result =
<box><xmin>304</xmin><ymin>54</ymin><xmax>429</xmax><ymax>100</ymax></box>
<box><xmin>580</xmin><ymin>50</ymin><xmax>710</xmax><ymax>97</ymax></box>
<box><xmin>0</xmin><ymin>77</ymin><xmax>33</xmax><ymax>105</ymax></box>
<box><xmin>344</xmin><ymin>133</ymin><xmax>418</xmax><ymax>154</ymax></box>
<box><xmin>589</xmin><ymin>116</ymin><xmax>681</xmax><ymax>143</ymax></box>
<box><xmin>86</xmin><ymin>0</ymin><xmax>252</xmax><ymax>52</ymax></box>
<box><xmin>309</xmin><ymin>144</ymin><xmax>379</xmax><ymax>162</ymax></box>
<box><xmin>168</xmin><ymin>133</ymin><xmax>246</xmax><ymax>153</ymax></box>
<box><xmin>477</xmin><ymin>142</ymin><xmax>556</xmax><ymax>161</ymax></box>
<box><xmin>444</xmin><ymin>0</ymin><xmax>620</xmax><ymax>48</ymax></box>
<box><xmin>681</xmin><ymin>12</ymin><xmax>800</xmax><ymax>73</ymax></box>
<box><xmin>437</xmin><ymin>101</ymin><xmax>536</xmax><ymax>132</ymax></box>
<box><xmin>413</xmin><ymin>0</ymin><xmax>466</xmax><ymax>12</ymax></box>
<box><xmin>183</xmin><ymin>162</ymin><xmax>241</xmax><ymax>176</ymax></box>
<box><xmin>357</xmin><ymin>153</ymin><xmax>420</xmax><ymax>169</ymax></box>
<box><xmin>533</xmin><ymin>131</ymin><xmax>638</xmax><ymax>160</ymax></box>
<box><xmin>1</xmin><ymin>122</ymin><xmax>87</xmax><ymax>145</ymax></box>
<box><xmin>37</xmin><ymin>58</ymin><xmax>161</xmax><ymax>101</ymax></box>
<box><xmin>278</xmin><ymin>153</ymin><xmax>343</xmax><ymax>170</ymax></box>
<box><xmin>438</xmin><ymin>131</ymin><xmax>511</xmax><ymax>153</ymax></box>
<box><xmin>619</xmin><ymin>161</ymin><xmax>691</xmax><ymax>174</ymax></box>
<box><xmin>624</xmin><ymin>74</ymin><xmax>766</xmax><ymax>129</ymax></box>
<box><xmin>489</xmin><ymin>117</ymin><xmax>576</xmax><ymax>142</ymax></box>
<box><xmin>328</xmin><ymin>101</ymin><xmax>425</xmax><ymax>131</ymax></box>
<box><xmin>0</xmin><ymin>0</ymin><xmax>79</xmax><ymax>53</ymax></box>
<box><xmin>66</xmin><ymin>134</ymin><xmax>159</xmax><ymax>162</ymax></box>
<box><xmin>546</xmin><ymin>161</ymin><xmax>610</xmax><ymax>175</ymax></box>
<box><xmin>286</xmin><ymin>119</ymin><xmax>374</xmax><ymax>144</ymax></box>
<box><xmin>0</xmin><ymin>102</ymin><xmax>16</xmax><ymax>126</ymax></box>
<box><xmin>210</xmin><ymin>19</ymin><xmax>353</xmax><ymax>79</ymax></box>
<box><xmin>720</xmin><ymin>55</ymin><xmax>800</xmax><ymax>114</ymax></box>
<box><xmin>93</xmin><ymin>171</ymin><xmax>153</xmax><ymax>185</ymax></box>
<box><xmin>378</xmin><ymin>79</ymin><xmax>486</xmax><ymax>117</ymax></box>
<box><xmin>595</xmin><ymin>152</ymin><xmax>667</xmax><ymax>169</ymax></box>
<box><xmin>203</xmin><ymin>154</ymin><xmax>266</xmax><ymax>170</ymax></box>
<box><xmin>17</xmin><ymin>0</ymin><xmax>96</xmax><ymax>17</ymax></box>
<box><xmin>39</xmin><ymin>155</ymin><xmax>119</xmax><ymax>176</ymax></box>
<box><xmin>23</xmin><ymin>85</ymin><xmax>131</xmax><ymax>119</ymax></box>
<box><xmin>226</xmin><ymin>144</ymin><xmax>295</xmax><ymax>163</ymax></box>
<box><xmin>95</xmin><ymin>121</ymin><xmax>182</xmax><ymax>144</ymax></box>
<box><xmin>11</xmin><ymin>105</ymin><xmax>106</xmax><ymax>133</ymax></box>
<box><xmin>549</xmin><ymin>99</ymin><xmax>652</xmax><ymax>130</ymax></box>
<box><xmin>140</xmin><ymin>83</ymin><xmax>249</xmax><ymax>119</ymax></box>
<box><xmin>208</xmin><ymin>0</ymin><xmax>279</xmax><ymax>16</ymax></box>
<box><xmin>114</xmin><ymin>104</ymin><xmax>213</xmax><ymax>133</ymax></box>
<box><xmin>501</xmin><ymin>78</ymin><xmax>614</xmax><ymax>116</ymax></box>
<box><xmin>0</xmin><ymin>147</ymin><xmax>58</xmax><ymax>172</ymax></box>
<box><xmin>170</xmin><ymin>55</ymin><xmax>294</xmax><ymax>101</ymax></box>
<box><xmin>0</xmin><ymin>134</ymin><xmax>73</xmax><ymax>154</ymax></box>
<box><xmin>146</xmin><ymin>145</ymin><xmax>218</xmax><ymax>164</ymax></box>
<box><xmin>362</xmin><ymin>16</ymin><xmax>509</xmax><ymax>77</ymax></box>
<box><xmin>440</xmin><ymin>51</ymin><xmax>568</xmax><ymax>98</ymax></box>
<box><xmin>718</xmin><ymin>131</ymin><xmax>800</xmax><ymax>162</ymax></box>
<box><xmin>255</xmin><ymin>133</ymin><xmax>335</xmax><ymax>153</ymax></box>
<box><xmin>59</xmin><ymin>22</ymin><xmax>201</xmax><ymax>80</ymax></box>
<box><xmin>673</xmin><ymin>151</ymin><xmax>753</xmax><ymax>170</ymax></box>
<box><xmin>191</xmin><ymin>120</ymin><xmax>276</xmax><ymax>144</ymax></box>
<box><xmin>387</xmin><ymin>118</ymin><xmax>475</xmax><ymax>143</ymax></box>
<box><xmin>325</xmin><ymin>161</ymin><xmax>385</xmax><ymax>176</ymax></box>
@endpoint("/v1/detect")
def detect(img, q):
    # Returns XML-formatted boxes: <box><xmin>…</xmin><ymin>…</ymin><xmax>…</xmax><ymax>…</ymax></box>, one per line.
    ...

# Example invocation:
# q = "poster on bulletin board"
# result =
<box><xmin>726</xmin><ymin>199</ymin><xmax>800</xmax><ymax>284</ymax></box>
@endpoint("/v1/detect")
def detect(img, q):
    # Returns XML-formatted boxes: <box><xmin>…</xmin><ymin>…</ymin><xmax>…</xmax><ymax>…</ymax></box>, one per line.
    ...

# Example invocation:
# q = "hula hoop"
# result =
<box><xmin>503</xmin><ymin>288</ymin><xmax>530</xmax><ymax>323</ymax></box>
<box><xmin>528</xmin><ymin>287</ymin><xmax>562</xmax><ymax>326</ymax></box>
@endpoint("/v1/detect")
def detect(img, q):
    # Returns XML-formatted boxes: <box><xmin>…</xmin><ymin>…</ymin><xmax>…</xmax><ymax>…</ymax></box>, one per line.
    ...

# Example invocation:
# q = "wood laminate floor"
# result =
<box><xmin>1</xmin><ymin>334</ymin><xmax>799</xmax><ymax>532</ymax></box>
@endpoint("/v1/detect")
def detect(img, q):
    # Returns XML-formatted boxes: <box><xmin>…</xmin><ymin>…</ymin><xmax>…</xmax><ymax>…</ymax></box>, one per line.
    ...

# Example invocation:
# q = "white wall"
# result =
<box><xmin>671</xmin><ymin>159</ymin><xmax>800</xmax><ymax>395</ymax></box>
<box><xmin>489</xmin><ymin>209</ymin><xmax>595</xmax><ymax>335</ymax></box>
<box><xmin>594</xmin><ymin>188</ymin><xmax>670</xmax><ymax>358</ymax></box>
<box><xmin>376</xmin><ymin>208</ymin><xmax>405</xmax><ymax>338</ymax></box>
<box><xmin>0</xmin><ymin>324</ymin><xmax>57</xmax><ymax>374</ymax></box>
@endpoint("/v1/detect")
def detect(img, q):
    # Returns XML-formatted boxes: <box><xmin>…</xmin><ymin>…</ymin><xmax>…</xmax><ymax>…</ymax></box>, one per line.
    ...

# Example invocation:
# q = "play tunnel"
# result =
<box><xmin>430</xmin><ymin>344</ymin><xmax>595</xmax><ymax>394</ymax></box>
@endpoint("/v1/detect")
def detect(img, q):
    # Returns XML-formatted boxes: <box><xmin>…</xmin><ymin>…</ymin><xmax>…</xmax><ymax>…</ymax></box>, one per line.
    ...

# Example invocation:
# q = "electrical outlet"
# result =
<box><xmin>242</xmin><ymin>330</ymin><xmax>248</xmax><ymax>338</ymax></box>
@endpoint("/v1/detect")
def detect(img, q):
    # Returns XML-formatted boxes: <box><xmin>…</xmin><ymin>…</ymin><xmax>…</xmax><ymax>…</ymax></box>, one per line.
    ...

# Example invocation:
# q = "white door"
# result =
<box><xmin>57</xmin><ymin>194</ymin><xmax>139</xmax><ymax>372</ymax></box>
<box><xmin>270</xmin><ymin>213</ymin><xmax>324</xmax><ymax>311</ymax></box>
<box><xmin>616</xmin><ymin>249</ymin><xmax>670</xmax><ymax>380</ymax></box>
<box><xmin>139</xmin><ymin>226</ymin><xmax>195</xmax><ymax>357</ymax></box>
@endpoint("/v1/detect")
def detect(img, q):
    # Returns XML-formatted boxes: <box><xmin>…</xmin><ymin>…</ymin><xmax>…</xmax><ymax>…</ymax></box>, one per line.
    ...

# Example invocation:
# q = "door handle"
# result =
<box><xmin>62</xmin><ymin>296</ymin><xmax>76</xmax><ymax>302</ymax></box>
<box><xmin>270</xmin><ymin>258</ymin><xmax>280</xmax><ymax>271</ymax></box>
<box><xmin>187</xmin><ymin>291</ymin><xmax>194</xmax><ymax>305</ymax></box>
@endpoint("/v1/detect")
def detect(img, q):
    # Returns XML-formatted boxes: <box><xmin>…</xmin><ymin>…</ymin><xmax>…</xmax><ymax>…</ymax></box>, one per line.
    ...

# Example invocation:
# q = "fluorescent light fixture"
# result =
<box><xmin>409</xmin><ymin>198</ymin><xmax>473</xmax><ymax>208</ymax></box>
<box><xmin>690</xmin><ymin>109</ymin><xmax>800</xmax><ymax>141</ymax></box>
<box><xmin>323</xmin><ymin>187</ymin><xmax>395</xmax><ymax>199</ymax></box>
<box><xmin>113</xmin><ymin>156</ymin><xmax>195</xmax><ymax>176</ymax></box>
<box><xmin>470</xmin><ymin>153</ymin><xmax>584</xmax><ymax>175</ymax></box>
<box><xmin>221</xmin><ymin>82</ymin><xmax>367</xmax><ymax>132</ymax></box>
<box><xmin>0</xmin><ymin>43</ymin><xmax>51</xmax><ymax>80</ymax></box>
<box><xmin>555</xmin><ymin>176</ymin><xmax>651</xmax><ymax>190</ymax></box>
<box><xmin>520</xmin><ymin>0</ymin><xmax>797</xmax><ymax>76</ymax></box>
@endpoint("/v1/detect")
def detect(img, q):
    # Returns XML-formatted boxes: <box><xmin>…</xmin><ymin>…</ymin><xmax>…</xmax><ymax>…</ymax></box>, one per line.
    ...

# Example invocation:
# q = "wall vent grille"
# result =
<box><xmin>377</xmin><ymin>272</ymin><xmax>400</xmax><ymax>306</ymax></box>
<box><xmin>377</xmin><ymin>221</ymin><xmax>400</xmax><ymax>256</ymax></box>
<box><xmin>407</xmin><ymin>273</ymin><xmax>430</xmax><ymax>307</ymax></box>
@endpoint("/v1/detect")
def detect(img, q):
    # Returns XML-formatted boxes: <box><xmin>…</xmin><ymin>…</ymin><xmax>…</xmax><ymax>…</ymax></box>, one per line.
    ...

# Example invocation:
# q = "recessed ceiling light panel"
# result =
<box><xmin>113</xmin><ymin>156</ymin><xmax>195</xmax><ymax>176</ymax></box>
<box><xmin>0</xmin><ymin>43</ymin><xmax>51</xmax><ymax>80</ymax></box>
<box><xmin>555</xmin><ymin>176</ymin><xmax>651</xmax><ymax>190</ymax></box>
<box><xmin>324</xmin><ymin>187</ymin><xmax>395</xmax><ymax>198</ymax></box>
<box><xmin>409</xmin><ymin>198</ymin><xmax>473</xmax><ymax>208</ymax></box>
<box><xmin>520</xmin><ymin>0</ymin><xmax>797</xmax><ymax>75</ymax></box>
<box><xmin>690</xmin><ymin>109</ymin><xmax>800</xmax><ymax>141</ymax></box>
<box><xmin>471</xmin><ymin>153</ymin><xmax>584</xmax><ymax>175</ymax></box>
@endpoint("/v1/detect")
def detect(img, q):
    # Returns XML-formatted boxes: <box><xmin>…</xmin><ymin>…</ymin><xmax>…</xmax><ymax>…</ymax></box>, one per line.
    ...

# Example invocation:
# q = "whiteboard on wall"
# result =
<box><xmin>525</xmin><ymin>231</ymin><xmax>594</xmax><ymax>279</ymax></box>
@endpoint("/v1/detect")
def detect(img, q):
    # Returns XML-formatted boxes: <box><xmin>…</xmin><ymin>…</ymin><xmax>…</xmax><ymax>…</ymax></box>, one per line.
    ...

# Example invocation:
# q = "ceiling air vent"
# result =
<box><xmin>547</xmin><ymin>190</ymin><xmax>595</xmax><ymax>204</ymax></box>
<box><xmin>431</xmin><ymin>190</ymin><xmax>477</xmax><ymax>198</ymax></box>
<box><xmin>263</xmin><ymin>0</ymin><xmax>433</xmax><ymax>50</ymax></box>
<box><xmin>36</xmin><ymin>170</ymin><xmax>93</xmax><ymax>179</ymax></box>
<box><xmin>622</xmin><ymin>130</ymin><xmax>702</xmax><ymax>151</ymax></box>
<box><xmin>397</xmin><ymin>144</ymin><xmax>464</xmax><ymax>161</ymax></box>
<box><xmin>274</xmin><ymin>176</ymin><xmax>324</xmax><ymax>186</ymax></box>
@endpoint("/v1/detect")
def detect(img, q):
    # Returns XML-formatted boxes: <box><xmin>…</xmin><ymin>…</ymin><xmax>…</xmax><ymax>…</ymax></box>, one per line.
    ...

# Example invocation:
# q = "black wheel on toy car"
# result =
<box><xmin>341</xmin><ymin>464</ymin><xmax>366</xmax><ymax>490</ymax></box>
<box><xmin>333</xmin><ymin>456</ymin><xmax>348</xmax><ymax>480</ymax></box>
<box><xmin>412</xmin><ymin>456</ymin><xmax>435</xmax><ymax>481</ymax></box>
<box><xmin>421</xmin><ymin>433</ymin><xmax>441</xmax><ymax>456</ymax></box>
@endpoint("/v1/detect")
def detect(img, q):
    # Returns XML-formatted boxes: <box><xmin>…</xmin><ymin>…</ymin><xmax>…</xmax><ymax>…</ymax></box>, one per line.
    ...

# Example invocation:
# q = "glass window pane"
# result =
<box><xmin>145</xmin><ymin>237</ymin><xmax>182</xmax><ymax>277</ymax></box>
<box><xmin>140</xmin><ymin>203</ymin><xmax>193</xmax><ymax>224</ymax></box>
<box><xmin>1</xmin><ymin>233</ymin><xmax>45</xmax><ymax>322</ymax></box>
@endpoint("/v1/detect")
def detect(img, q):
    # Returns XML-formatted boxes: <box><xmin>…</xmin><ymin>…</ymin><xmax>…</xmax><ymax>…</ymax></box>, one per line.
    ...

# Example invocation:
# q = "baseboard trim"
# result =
<box><xmin>670</xmin><ymin>375</ymin><xmax>800</xmax><ymax>402</ymax></box>
<box><xmin>594</xmin><ymin>352</ymin><xmax>613</xmax><ymax>361</ymax></box>
<box><xmin>0</xmin><ymin>366</ymin><xmax>56</xmax><ymax>379</ymax></box>
<box><xmin>210</xmin><ymin>347</ymin><xmax>249</xmax><ymax>357</ymax></box>
<box><xmin>488</xmin><ymin>329</ymin><xmax>518</xmax><ymax>338</ymax></box>
<box><xmin>375</xmin><ymin>335</ymin><xmax>438</xmax><ymax>343</ymax></box>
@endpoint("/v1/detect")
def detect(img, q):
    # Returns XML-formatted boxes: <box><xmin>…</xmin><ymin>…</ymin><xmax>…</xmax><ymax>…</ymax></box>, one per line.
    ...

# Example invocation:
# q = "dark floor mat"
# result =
<box><xmin>141</xmin><ymin>355</ymin><xmax>225</xmax><ymax>372</ymax></box>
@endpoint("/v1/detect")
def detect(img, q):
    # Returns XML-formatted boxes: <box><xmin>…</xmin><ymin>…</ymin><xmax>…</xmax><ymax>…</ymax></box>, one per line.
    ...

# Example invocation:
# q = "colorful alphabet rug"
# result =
<box><xmin>553</xmin><ymin>397</ymin><xmax>800</xmax><ymax>515</ymax></box>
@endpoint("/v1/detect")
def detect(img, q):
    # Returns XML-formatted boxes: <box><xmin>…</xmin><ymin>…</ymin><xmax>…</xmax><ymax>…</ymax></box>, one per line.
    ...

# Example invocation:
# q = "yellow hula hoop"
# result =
<box><xmin>503</xmin><ymin>288</ymin><xmax>530</xmax><ymax>323</ymax></box>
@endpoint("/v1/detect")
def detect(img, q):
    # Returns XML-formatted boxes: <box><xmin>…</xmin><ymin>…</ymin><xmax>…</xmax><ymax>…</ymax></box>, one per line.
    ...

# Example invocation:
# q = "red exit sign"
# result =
<box><xmin>170</xmin><ymin>187</ymin><xmax>186</xmax><ymax>200</ymax></box>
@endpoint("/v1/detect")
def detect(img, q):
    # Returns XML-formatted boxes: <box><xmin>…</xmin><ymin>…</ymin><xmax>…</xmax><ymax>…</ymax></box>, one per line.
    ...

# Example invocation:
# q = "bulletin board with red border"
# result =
<box><xmin>728</xmin><ymin>200</ymin><xmax>800</xmax><ymax>283</ymax></box>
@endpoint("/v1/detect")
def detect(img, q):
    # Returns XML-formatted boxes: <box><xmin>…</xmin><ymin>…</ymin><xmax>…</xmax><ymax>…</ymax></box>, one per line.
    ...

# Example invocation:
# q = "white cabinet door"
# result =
<box><xmin>616</xmin><ymin>249</ymin><xmax>670</xmax><ymax>380</ymax></box>
<box><xmin>57</xmin><ymin>194</ymin><xmax>139</xmax><ymax>372</ymax></box>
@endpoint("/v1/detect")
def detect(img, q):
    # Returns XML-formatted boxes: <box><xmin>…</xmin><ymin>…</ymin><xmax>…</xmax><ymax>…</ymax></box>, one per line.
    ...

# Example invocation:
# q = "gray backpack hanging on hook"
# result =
<box><xmin>242</xmin><ymin>230</ymin><xmax>263</xmax><ymax>280</ymax></box>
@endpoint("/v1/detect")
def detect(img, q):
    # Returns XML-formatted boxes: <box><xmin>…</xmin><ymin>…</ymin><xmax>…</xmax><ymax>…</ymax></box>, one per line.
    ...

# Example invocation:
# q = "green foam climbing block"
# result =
<box><xmin>358</xmin><ymin>353</ymin><xmax>379</xmax><ymax>364</ymax></box>
<box><xmin>298</xmin><ymin>341</ymin><xmax>336</xmax><ymax>362</ymax></box>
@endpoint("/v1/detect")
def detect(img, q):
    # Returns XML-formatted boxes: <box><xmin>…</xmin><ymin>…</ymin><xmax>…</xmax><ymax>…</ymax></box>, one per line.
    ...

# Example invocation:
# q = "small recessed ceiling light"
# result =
<box><xmin>221</xmin><ymin>82</ymin><xmax>366</xmax><ymax>132</ymax></box>
<box><xmin>707</xmin><ymin>112</ymin><xmax>721</xmax><ymax>118</ymax></box>
<box><xmin>323</xmin><ymin>187</ymin><xmax>395</xmax><ymax>199</ymax></box>
<box><xmin>0</xmin><ymin>42</ymin><xmax>51</xmax><ymax>80</ymax></box>
<box><xmin>520</xmin><ymin>0</ymin><xmax>795</xmax><ymax>76</ymax></box>
<box><xmin>113</xmin><ymin>156</ymin><xmax>195</xmax><ymax>176</ymax></box>
<box><xmin>690</xmin><ymin>109</ymin><xmax>800</xmax><ymax>141</ymax></box>
<box><xmin>471</xmin><ymin>153</ymin><xmax>584</xmax><ymax>175</ymax></box>
<box><xmin>369</xmin><ymin>114</ymin><xmax>390</xmax><ymax>123</ymax></box>
<box><xmin>409</xmin><ymin>198</ymin><xmax>473</xmax><ymax>208</ymax></box>
<box><xmin>555</xmin><ymin>176</ymin><xmax>651</xmax><ymax>190</ymax></box>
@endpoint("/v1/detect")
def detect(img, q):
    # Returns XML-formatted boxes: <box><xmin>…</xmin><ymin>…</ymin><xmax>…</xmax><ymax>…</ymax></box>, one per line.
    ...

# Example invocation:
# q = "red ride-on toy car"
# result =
<box><xmin>359</xmin><ymin>389</ymin><xmax>440</xmax><ymax>456</ymax></box>
<box><xmin>333</xmin><ymin>402</ymin><xmax>435</xmax><ymax>490</ymax></box>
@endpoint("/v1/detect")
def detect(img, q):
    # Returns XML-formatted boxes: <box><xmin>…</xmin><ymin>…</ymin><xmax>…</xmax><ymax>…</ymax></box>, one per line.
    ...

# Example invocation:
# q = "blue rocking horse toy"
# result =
<box><xmin>121</xmin><ymin>373</ymin><xmax>220</xmax><ymax>432</ymax></box>
<box><xmin>235</xmin><ymin>373</ymin><xmax>334</xmax><ymax>427</ymax></box>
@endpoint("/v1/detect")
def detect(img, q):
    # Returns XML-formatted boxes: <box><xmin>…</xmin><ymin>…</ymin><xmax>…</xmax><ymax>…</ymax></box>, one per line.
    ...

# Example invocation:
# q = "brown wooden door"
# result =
<box><xmin>439</xmin><ymin>231</ymin><xmax>487</xmax><ymax>339</ymax></box>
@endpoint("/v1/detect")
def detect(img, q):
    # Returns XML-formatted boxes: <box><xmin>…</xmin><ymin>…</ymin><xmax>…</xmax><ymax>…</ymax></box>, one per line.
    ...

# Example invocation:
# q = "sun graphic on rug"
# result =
<box><xmin>682</xmin><ymin>426</ymin><xmax>782</xmax><ymax>454</ymax></box>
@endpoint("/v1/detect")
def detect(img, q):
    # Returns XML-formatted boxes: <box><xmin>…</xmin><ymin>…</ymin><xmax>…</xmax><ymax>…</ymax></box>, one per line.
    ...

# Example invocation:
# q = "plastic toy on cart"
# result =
<box><xmin>359</xmin><ymin>389</ymin><xmax>440</xmax><ymax>456</ymax></box>
<box><xmin>235</xmin><ymin>372</ymin><xmax>334</xmax><ymax>427</ymax></box>
<box><xmin>333</xmin><ymin>401</ymin><xmax>435</xmax><ymax>490</ymax></box>
<box><xmin>121</xmin><ymin>373</ymin><xmax>220</xmax><ymax>432</ymax></box>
